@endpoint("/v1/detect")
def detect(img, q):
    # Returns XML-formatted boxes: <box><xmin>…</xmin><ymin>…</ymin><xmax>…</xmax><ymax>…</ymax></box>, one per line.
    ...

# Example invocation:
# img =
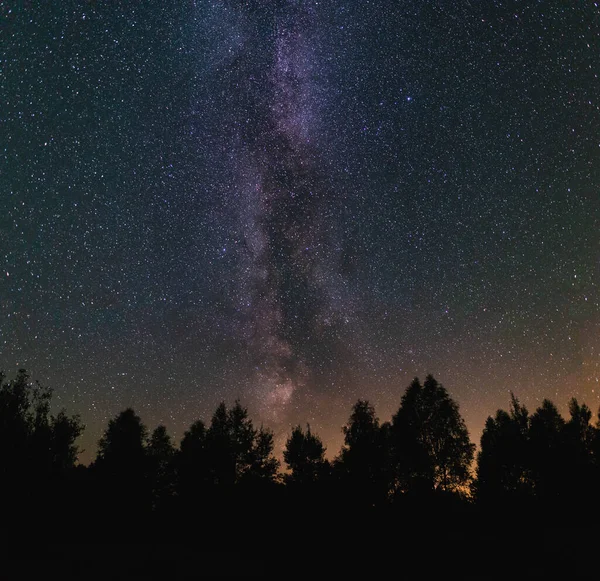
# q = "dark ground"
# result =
<box><xmin>4</xmin><ymin>514</ymin><xmax>598</xmax><ymax>579</ymax></box>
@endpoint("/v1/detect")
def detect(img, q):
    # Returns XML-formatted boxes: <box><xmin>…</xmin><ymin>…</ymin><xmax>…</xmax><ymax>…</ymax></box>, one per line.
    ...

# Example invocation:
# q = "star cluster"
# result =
<box><xmin>1</xmin><ymin>1</ymin><xmax>599</xmax><ymax>463</ymax></box>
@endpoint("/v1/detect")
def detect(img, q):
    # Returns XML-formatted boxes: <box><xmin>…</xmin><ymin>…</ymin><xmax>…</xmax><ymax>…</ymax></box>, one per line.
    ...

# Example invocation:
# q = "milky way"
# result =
<box><xmin>226</xmin><ymin>2</ymin><xmax>343</xmax><ymax>423</ymax></box>
<box><xmin>1</xmin><ymin>1</ymin><xmax>599</xmax><ymax>462</ymax></box>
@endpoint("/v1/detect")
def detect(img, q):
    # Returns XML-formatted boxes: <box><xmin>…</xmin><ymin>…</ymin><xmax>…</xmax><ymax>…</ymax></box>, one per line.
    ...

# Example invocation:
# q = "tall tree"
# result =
<box><xmin>94</xmin><ymin>408</ymin><xmax>150</xmax><ymax>515</ymax></box>
<box><xmin>0</xmin><ymin>370</ymin><xmax>83</xmax><ymax>503</ymax></box>
<box><xmin>0</xmin><ymin>369</ymin><xmax>84</xmax><ymax>528</ymax></box>
<box><xmin>177</xmin><ymin>419</ymin><xmax>208</xmax><ymax>503</ymax></box>
<box><xmin>390</xmin><ymin>377</ymin><xmax>432</xmax><ymax>494</ymax></box>
<box><xmin>247</xmin><ymin>427</ymin><xmax>280</xmax><ymax>482</ymax></box>
<box><xmin>284</xmin><ymin>424</ymin><xmax>329</xmax><ymax>485</ymax></box>
<box><xmin>147</xmin><ymin>425</ymin><xmax>176</xmax><ymax>511</ymax></box>
<box><xmin>205</xmin><ymin>401</ymin><xmax>279</xmax><ymax>487</ymax></box>
<box><xmin>96</xmin><ymin>408</ymin><xmax>148</xmax><ymax>468</ymax></box>
<box><xmin>336</xmin><ymin>400</ymin><xmax>390</xmax><ymax>505</ymax></box>
<box><xmin>391</xmin><ymin>375</ymin><xmax>474</xmax><ymax>494</ymax></box>
<box><xmin>562</xmin><ymin>398</ymin><xmax>595</xmax><ymax>506</ymax></box>
<box><xmin>475</xmin><ymin>394</ymin><xmax>532</xmax><ymax>503</ymax></box>
<box><xmin>565</xmin><ymin>398</ymin><xmax>594</xmax><ymax>449</ymax></box>
<box><xmin>528</xmin><ymin>399</ymin><xmax>565</xmax><ymax>500</ymax></box>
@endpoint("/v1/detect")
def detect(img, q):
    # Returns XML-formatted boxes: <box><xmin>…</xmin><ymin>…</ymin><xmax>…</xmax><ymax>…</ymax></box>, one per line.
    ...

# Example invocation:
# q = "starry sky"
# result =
<box><xmin>2</xmin><ymin>1</ymin><xmax>599</xmax><ymax>464</ymax></box>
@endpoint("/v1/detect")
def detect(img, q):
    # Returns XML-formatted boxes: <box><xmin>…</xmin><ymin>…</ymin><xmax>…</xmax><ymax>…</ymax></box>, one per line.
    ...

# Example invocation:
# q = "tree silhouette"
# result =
<box><xmin>565</xmin><ymin>398</ymin><xmax>594</xmax><ymax>449</ymax></box>
<box><xmin>10</xmin><ymin>364</ymin><xmax>600</xmax><ymax>556</ymax></box>
<box><xmin>177</xmin><ymin>419</ymin><xmax>209</xmax><ymax>505</ymax></box>
<box><xmin>147</xmin><ymin>425</ymin><xmax>176</xmax><ymax>511</ymax></box>
<box><xmin>206</xmin><ymin>401</ymin><xmax>244</xmax><ymax>488</ymax></box>
<box><xmin>96</xmin><ymin>407</ymin><xmax>148</xmax><ymax>466</ymax></box>
<box><xmin>94</xmin><ymin>407</ymin><xmax>150</xmax><ymax>516</ymax></box>
<box><xmin>0</xmin><ymin>369</ymin><xmax>83</xmax><ymax>517</ymax></box>
<box><xmin>284</xmin><ymin>424</ymin><xmax>329</xmax><ymax>486</ymax></box>
<box><xmin>528</xmin><ymin>399</ymin><xmax>565</xmax><ymax>502</ymax></box>
<box><xmin>390</xmin><ymin>377</ymin><xmax>432</xmax><ymax>494</ymax></box>
<box><xmin>476</xmin><ymin>394</ymin><xmax>599</xmax><ymax>521</ymax></box>
<box><xmin>562</xmin><ymin>398</ymin><xmax>595</xmax><ymax>510</ymax></box>
<box><xmin>246</xmin><ymin>427</ymin><xmax>280</xmax><ymax>482</ymax></box>
<box><xmin>336</xmin><ymin>400</ymin><xmax>390</xmax><ymax>506</ymax></box>
<box><xmin>475</xmin><ymin>393</ymin><xmax>532</xmax><ymax>503</ymax></box>
<box><xmin>205</xmin><ymin>400</ymin><xmax>279</xmax><ymax>487</ymax></box>
<box><xmin>391</xmin><ymin>375</ymin><xmax>474</xmax><ymax>495</ymax></box>
<box><xmin>50</xmin><ymin>411</ymin><xmax>84</xmax><ymax>473</ymax></box>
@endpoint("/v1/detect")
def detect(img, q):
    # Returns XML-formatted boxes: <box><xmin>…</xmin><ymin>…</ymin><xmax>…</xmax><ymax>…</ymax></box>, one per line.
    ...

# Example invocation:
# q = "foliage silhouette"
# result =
<box><xmin>204</xmin><ymin>400</ymin><xmax>279</xmax><ymax>488</ymax></box>
<box><xmin>147</xmin><ymin>425</ymin><xmax>176</xmax><ymax>512</ymax></box>
<box><xmin>335</xmin><ymin>399</ymin><xmax>391</xmax><ymax>506</ymax></box>
<box><xmin>391</xmin><ymin>375</ymin><xmax>474</xmax><ymax>495</ymax></box>
<box><xmin>528</xmin><ymin>399</ymin><xmax>566</xmax><ymax>501</ymax></box>
<box><xmin>177</xmin><ymin>419</ymin><xmax>209</xmax><ymax>506</ymax></box>
<box><xmin>93</xmin><ymin>407</ymin><xmax>151</xmax><ymax>516</ymax></box>
<box><xmin>5</xmin><ymin>367</ymin><xmax>600</xmax><ymax>561</ymax></box>
<box><xmin>563</xmin><ymin>398</ymin><xmax>595</xmax><ymax>506</ymax></box>
<box><xmin>283</xmin><ymin>423</ymin><xmax>329</xmax><ymax>485</ymax></box>
<box><xmin>476</xmin><ymin>394</ymin><xmax>600</xmax><ymax>523</ymax></box>
<box><xmin>0</xmin><ymin>369</ymin><xmax>83</xmax><ymax>520</ymax></box>
<box><xmin>475</xmin><ymin>393</ymin><xmax>533</xmax><ymax>503</ymax></box>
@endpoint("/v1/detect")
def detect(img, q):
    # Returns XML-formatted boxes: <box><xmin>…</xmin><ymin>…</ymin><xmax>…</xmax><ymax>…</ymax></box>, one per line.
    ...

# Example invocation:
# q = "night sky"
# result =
<box><xmin>2</xmin><ymin>1</ymin><xmax>599</xmax><ymax>464</ymax></box>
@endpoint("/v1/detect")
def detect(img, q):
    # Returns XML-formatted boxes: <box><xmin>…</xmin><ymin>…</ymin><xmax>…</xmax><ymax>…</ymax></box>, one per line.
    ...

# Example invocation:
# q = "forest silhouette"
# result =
<box><xmin>2</xmin><ymin>369</ymin><xmax>598</xmax><ymax>575</ymax></box>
